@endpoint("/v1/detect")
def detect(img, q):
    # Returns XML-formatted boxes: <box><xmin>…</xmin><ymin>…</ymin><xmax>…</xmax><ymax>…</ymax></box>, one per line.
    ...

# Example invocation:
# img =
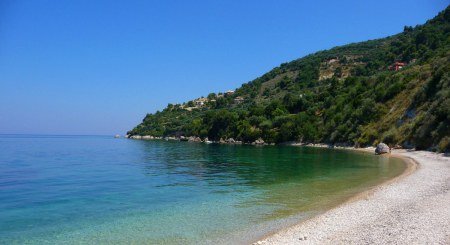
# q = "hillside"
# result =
<box><xmin>128</xmin><ymin>6</ymin><xmax>450</xmax><ymax>152</ymax></box>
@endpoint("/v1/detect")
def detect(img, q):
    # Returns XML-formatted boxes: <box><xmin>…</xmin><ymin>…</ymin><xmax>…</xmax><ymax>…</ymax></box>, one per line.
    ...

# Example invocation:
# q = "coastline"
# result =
<box><xmin>253</xmin><ymin>147</ymin><xmax>450</xmax><ymax>244</ymax></box>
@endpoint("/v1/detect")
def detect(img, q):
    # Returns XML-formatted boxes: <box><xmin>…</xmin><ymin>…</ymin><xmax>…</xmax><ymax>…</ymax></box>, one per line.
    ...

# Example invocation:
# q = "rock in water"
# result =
<box><xmin>188</xmin><ymin>136</ymin><xmax>202</xmax><ymax>142</ymax></box>
<box><xmin>254</xmin><ymin>138</ymin><xmax>265</xmax><ymax>145</ymax></box>
<box><xmin>375</xmin><ymin>143</ymin><xmax>390</xmax><ymax>154</ymax></box>
<box><xmin>226</xmin><ymin>138</ymin><xmax>236</xmax><ymax>144</ymax></box>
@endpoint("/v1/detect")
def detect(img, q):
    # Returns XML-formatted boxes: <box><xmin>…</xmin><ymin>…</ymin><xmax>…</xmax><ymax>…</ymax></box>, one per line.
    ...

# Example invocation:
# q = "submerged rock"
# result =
<box><xmin>375</xmin><ymin>143</ymin><xmax>390</xmax><ymax>154</ymax></box>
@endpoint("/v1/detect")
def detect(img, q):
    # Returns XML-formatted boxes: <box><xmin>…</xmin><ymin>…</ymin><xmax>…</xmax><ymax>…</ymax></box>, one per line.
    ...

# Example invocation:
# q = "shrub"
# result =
<box><xmin>438</xmin><ymin>136</ymin><xmax>450</xmax><ymax>153</ymax></box>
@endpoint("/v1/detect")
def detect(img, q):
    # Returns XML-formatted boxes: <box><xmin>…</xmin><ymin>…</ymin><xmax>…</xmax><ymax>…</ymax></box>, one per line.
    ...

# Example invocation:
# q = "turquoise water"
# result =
<box><xmin>0</xmin><ymin>135</ymin><xmax>405</xmax><ymax>244</ymax></box>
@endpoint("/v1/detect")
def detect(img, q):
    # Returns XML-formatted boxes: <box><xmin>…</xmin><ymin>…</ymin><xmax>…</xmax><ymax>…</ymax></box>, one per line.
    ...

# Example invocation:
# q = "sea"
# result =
<box><xmin>0</xmin><ymin>135</ymin><xmax>405</xmax><ymax>244</ymax></box>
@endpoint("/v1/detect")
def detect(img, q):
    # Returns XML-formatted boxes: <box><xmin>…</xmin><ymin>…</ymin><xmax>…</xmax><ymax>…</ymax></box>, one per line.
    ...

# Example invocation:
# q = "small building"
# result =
<box><xmin>225</xmin><ymin>90</ymin><xmax>235</xmax><ymax>96</ymax></box>
<box><xmin>234</xmin><ymin>96</ymin><xmax>244</xmax><ymax>103</ymax></box>
<box><xmin>194</xmin><ymin>97</ymin><xmax>208</xmax><ymax>107</ymax></box>
<box><xmin>389</xmin><ymin>62</ymin><xmax>406</xmax><ymax>71</ymax></box>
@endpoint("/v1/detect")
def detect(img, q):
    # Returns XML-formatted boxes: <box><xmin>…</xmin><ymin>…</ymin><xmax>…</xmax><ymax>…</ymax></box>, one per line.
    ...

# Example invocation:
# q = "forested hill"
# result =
<box><xmin>128</xmin><ymin>6</ymin><xmax>450</xmax><ymax>152</ymax></box>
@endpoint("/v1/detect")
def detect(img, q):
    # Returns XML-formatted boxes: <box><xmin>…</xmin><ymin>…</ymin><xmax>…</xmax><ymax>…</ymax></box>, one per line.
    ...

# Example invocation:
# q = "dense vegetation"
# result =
<box><xmin>129</xmin><ymin>7</ymin><xmax>450</xmax><ymax>152</ymax></box>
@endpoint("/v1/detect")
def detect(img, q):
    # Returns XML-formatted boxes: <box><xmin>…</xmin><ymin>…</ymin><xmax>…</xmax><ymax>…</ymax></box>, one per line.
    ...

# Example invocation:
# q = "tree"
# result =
<box><xmin>207</xmin><ymin>93</ymin><xmax>216</xmax><ymax>100</ymax></box>
<box><xmin>204</xmin><ymin>110</ymin><xmax>238</xmax><ymax>140</ymax></box>
<box><xmin>214</xmin><ymin>97</ymin><xmax>228</xmax><ymax>109</ymax></box>
<box><xmin>334</xmin><ymin>67</ymin><xmax>343</xmax><ymax>78</ymax></box>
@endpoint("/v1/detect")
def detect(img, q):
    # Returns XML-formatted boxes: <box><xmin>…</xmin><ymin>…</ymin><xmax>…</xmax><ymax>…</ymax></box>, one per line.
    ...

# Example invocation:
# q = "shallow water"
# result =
<box><xmin>0</xmin><ymin>135</ymin><xmax>405</xmax><ymax>244</ymax></box>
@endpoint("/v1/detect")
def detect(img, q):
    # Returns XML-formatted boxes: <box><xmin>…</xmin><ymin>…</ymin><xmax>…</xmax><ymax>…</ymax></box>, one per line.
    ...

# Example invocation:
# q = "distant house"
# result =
<box><xmin>234</xmin><ymin>96</ymin><xmax>244</xmax><ymax>103</ymax></box>
<box><xmin>389</xmin><ymin>61</ymin><xmax>406</xmax><ymax>71</ymax></box>
<box><xmin>194</xmin><ymin>97</ymin><xmax>208</xmax><ymax>107</ymax></box>
<box><xmin>225</xmin><ymin>90</ymin><xmax>235</xmax><ymax>96</ymax></box>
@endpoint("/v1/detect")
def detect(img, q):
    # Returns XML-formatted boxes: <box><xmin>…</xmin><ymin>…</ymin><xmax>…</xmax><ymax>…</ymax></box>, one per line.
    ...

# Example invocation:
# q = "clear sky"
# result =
<box><xmin>0</xmin><ymin>0</ymin><xmax>447</xmax><ymax>135</ymax></box>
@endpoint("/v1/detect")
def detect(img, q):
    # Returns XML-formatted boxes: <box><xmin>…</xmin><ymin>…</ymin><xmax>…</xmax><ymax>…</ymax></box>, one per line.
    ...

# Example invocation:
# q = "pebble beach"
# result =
<box><xmin>255</xmin><ymin>149</ymin><xmax>450</xmax><ymax>244</ymax></box>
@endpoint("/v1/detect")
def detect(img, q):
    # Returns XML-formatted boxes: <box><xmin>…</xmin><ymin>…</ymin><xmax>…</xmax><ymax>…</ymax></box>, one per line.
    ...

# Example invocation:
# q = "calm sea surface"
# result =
<box><xmin>0</xmin><ymin>135</ymin><xmax>405</xmax><ymax>244</ymax></box>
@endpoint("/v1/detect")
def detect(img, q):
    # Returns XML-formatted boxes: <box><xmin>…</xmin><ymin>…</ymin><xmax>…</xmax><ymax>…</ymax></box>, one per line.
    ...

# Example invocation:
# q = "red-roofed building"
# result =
<box><xmin>389</xmin><ymin>62</ymin><xmax>406</xmax><ymax>71</ymax></box>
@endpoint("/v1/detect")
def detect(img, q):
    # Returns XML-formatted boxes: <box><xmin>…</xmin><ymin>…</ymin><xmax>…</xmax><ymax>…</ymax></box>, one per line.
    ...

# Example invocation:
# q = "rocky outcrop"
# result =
<box><xmin>226</xmin><ymin>138</ymin><xmax>236</xmax><ymax>144</ymax></box>
<box><xmin>164</xmin><ymin>136</ymin><xmax>177</xmax><ymax>141</ymax></box>
<box><xmin>128</xmin><ymin>135</ymin><xmax>261</xmax><ymax>145</ymax></box>
<box><xmin>188</xmin><ymin>136</ymin><xmax>202</xmax><ymax>142</ymax></box>
<box><xmin>253</xmin><ymin>138</ymin><xmax>265</xmax><ymax>145</ymax></box>
<box><xmin>128</xmin><ymin>135</ymin><xmax>164</xmax><ymax>140</ymax></box>
<box><xmin>375</xmin><ymin>143</ymin><xmax>390</xmax><ymax>154</ymax></box>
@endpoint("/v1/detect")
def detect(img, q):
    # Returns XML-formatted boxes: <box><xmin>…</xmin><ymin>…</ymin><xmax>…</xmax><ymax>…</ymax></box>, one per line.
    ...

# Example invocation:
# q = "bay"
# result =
<box><xmin>0</xmin><ymin>135</ymin><xmax>405</xmax><ymax>244</ymax></box>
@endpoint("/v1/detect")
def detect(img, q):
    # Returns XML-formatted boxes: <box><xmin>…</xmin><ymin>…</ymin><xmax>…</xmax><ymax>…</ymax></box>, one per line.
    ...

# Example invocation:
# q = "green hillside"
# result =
<box><xmin>128</xmin><ymin>6</ymin><xmax>450</xmax><ymax>152</ymax></box>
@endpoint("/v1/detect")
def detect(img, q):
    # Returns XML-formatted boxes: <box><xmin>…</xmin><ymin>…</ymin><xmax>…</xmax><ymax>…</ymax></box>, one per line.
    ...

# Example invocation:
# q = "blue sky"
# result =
<box><xmin>0</xmin><ymin>0</ymin><xmax>447</xmax><ymax>135</ymax></box>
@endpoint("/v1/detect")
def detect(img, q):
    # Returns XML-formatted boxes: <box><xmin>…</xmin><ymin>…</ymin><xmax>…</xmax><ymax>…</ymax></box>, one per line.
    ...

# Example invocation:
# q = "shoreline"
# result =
<box><xmin>253</xmin><ymin>147</ymin><xmax>450</xmax><ymax>244</ymax></box>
